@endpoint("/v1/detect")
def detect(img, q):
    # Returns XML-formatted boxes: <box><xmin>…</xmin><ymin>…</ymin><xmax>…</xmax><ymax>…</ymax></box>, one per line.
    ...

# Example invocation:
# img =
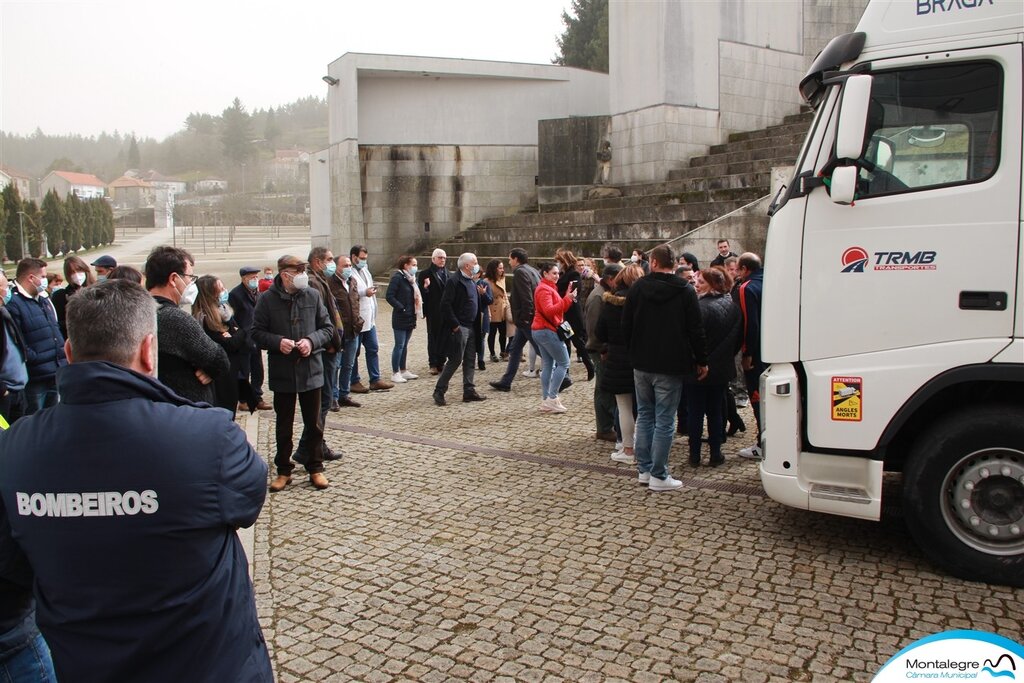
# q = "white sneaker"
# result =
<box><xmin>522</xmin><ymin>369</ymin><xmax>538</xmax><ymax>378</ymax></box>
<box><xmin>648</xmin><ymin>475</ymin><xmax>683</xmax><ymax>492</ymax></box>
<box><xmin>401</xmin><ymin>370</ymin><xmax>418</xmax><ymax>380</ymax></box>
<box><xmin>553</xmin><ymin>397</ymin><xmax>567</xmax><ymax>412</ymax></box>
<box><xmin>546</xmin><ymin>398</ymin><xmax>567</xmax><ymax>413</ymax></box>
<box><xmin>391</xmin><ymin>372</ymin><xmax>407</xmax><ymax>384</ymax></box>
<box><xmin>612</xmin><ymin>442</ymin><xmax>623</xmax><ymax>453</ymax></box>
<box><xmin>539</xmin><ymin>399</ymin><xmax>555</xmax><ymax>413</ymax></box>
<box><xmin>610</xmin><ymin>451</ymin><xmax>635</xmax><ymax>464</ymax></box>
<box><xmin>637</xmin><ymin>472</ymin><xmax>651</xmax><ymax>485</ymax></box>
<box><xmin>738</xmin><ymin>445</ymin><xmax>763</xmax><ymax>460</ymax></box>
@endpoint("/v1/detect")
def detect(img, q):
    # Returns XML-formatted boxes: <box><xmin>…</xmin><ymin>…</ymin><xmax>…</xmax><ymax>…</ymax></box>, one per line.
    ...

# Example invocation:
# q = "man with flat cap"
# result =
<box><xmin>252</xmin><ymin>255</ymin><xmax>335</xmax><ymax>491</ymax></box>
<box><xmin>228</xmin><ymin>266</ymin><xmax>270</xmax><ymax>411</ymax></box>
<box><xmin>90</xmin><ymin>255</ymin><xmax>117</xmax><ymax>282</ymax></box>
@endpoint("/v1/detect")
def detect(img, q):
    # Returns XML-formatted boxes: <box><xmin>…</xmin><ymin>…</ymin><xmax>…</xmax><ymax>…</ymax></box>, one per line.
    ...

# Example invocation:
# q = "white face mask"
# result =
<box><xmin>71</xmin><ymin>272</ymin><xmax>87</xmax><ymax>286</ymax></box>
<box><xmin>180</xmin><ymin>281</ymin><xmax>198</xmax><ymax>306</ymax></box>
<box><xmin>291</xmin><ymin>272</ymin><xmax>310</xmax><ymax>290</ymax></box>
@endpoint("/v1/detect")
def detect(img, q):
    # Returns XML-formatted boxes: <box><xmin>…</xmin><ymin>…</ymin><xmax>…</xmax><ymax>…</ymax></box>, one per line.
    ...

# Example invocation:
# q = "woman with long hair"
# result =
<box><xmin>52</xmin><ymin>255</ymin><xmax>95</xmax><ymax>339</ymax></box>
<box><xmin>531</xmin><ymin>261</ymin><xmax>577</xmax><ymax>413</ymax></box>
<box><xmin>684</xmin><ymin>267</ymin><xmax>741</xmax><ymax>467</ymax></box>
<box><xmin>553</xmin><ymin>249</ymin><xmax>595</xmax><ymax>384</ymax></box>
<box><xmin>192</xmin><ymin>275</ymin><xmax>249</xmax><ymax>414</ymax></box>
<box><xmin>484</xmin><ymin>259</ymin><xmax>510</xmax><ymax>362</ymax></box>
<box><xmin>385</xmin><ymin>255</ymin><xmax>422</xmax><ymax>383</ymax></box>
<box><xmin>596</xmin><ymin>264</ymin><xmax>645</xmax><ymax>464</ymax></box>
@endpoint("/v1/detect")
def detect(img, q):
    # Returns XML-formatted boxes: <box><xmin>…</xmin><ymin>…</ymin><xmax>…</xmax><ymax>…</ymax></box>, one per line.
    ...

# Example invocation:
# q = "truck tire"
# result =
<box><xmin>902</xmin><ymin>405</ymin><xmax>1024</xmax><ymax>587</ymax></box>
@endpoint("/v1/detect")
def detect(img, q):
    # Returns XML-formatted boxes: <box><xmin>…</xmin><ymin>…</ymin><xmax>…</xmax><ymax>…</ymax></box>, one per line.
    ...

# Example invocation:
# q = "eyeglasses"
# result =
<box><xmin>177</xmin><ymin>273</ymin><xmax>198</xmax><ymax>284</ymax></box>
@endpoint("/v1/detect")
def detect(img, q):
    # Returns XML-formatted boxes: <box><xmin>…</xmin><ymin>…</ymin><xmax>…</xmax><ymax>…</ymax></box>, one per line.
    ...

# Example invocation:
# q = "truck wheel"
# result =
<box><xmin>902</xmin><ymin>405</ymin><xmax>1024</xmax><ymax>587</ymax></box>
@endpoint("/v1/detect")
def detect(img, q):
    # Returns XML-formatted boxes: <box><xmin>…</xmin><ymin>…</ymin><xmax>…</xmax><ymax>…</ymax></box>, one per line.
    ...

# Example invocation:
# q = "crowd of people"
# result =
<box><xmin>0</xmin><ymin>236</ymin><xmax>764</xmax><ymax>680</ymax></box>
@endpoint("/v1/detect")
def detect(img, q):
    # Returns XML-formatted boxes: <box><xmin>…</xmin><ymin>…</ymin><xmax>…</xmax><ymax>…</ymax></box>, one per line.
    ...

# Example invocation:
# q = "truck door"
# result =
<box><xmin>800</xmin><ymin>48</ymin><xmax>1021</xmax><ymax>362</ymax></box>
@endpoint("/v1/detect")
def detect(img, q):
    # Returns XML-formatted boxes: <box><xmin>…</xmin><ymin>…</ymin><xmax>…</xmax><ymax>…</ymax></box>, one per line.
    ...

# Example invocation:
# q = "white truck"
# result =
<box><xmin>760</xmin><ymin>0</ymin><xmax>1023</xmax><ymax>586</ymax></box>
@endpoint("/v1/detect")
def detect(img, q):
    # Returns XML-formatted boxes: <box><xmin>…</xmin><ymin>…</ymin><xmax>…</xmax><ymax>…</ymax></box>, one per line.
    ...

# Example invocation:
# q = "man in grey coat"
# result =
<box><xmin>252</xmin><ymin>255</ymin><xmax>335</xmax><ymax>492</ymax></box>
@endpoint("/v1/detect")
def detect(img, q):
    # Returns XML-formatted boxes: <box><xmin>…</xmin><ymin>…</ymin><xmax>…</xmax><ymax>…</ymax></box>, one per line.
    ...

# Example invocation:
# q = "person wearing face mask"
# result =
<box><xmin>6</xmin><ymin>258</ymin><xmax>67</xmax><ymax>415</ymax></box>
<box><xmin>347</xmin><ymin>245</ymin><xmax>393</xmax><ymax>392</ymax></box>
<box><xmin>192</xmin><ymin>276</ymin><xmax>250</xmax><ymax>415</ymax></box>
<box><xmin>326</xmin><ymin>255</ymin><xmax>363</xmax><ymax>409</ymax></box>
<box><xmin>252</xmin><ymin>255</ymin><xmax>336</xmax><ymax>492</ymax></box>
<box><xmin>229</xmin><ymin>266</ymin><xmax>271</xmax><ymax>412</ymax></box>
<box><xmin>385</xmin><ymin>255</ymin><xmax>422</xmax><ymax>384</ymax></box>
<box><xmin>258</xmin><ymin>266</ymin><xmax>274</xmax><ymax>293</ymax></box>
<box><xmin>51</xmin><ymin>256</ymin><xmax>95</xmax><ymax>340</ymax></box>
<box><xmin>432</xmin><ymin>252</ymin><xmax>487</xmax><ymax>406</ymax></box>
<box><xmin>144</xmin><ymin>246</ymin><xmax>229</xmax><ymax>404</ymax></box>
<box><xmin>90</xmin><ymin>255</ymin><xmax>117</xmax><ymax>282</ymax></box>
<box><xmin>0</xmin><ymin>279</ymin><xmax>272</xmax><ymax>683</ymax></box>
<box><xmin>0</xmin><ymin>271</ymin><xmax>29</xmax><ymax>425</ymax></box>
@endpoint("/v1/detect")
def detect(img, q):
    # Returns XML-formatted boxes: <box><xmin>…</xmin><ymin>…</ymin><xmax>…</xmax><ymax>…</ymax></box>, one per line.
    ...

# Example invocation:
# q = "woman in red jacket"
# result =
<box><xmin>531</xmin><ymin>262</ymin><xmax>577</xmax><ymax>413</ymax></box>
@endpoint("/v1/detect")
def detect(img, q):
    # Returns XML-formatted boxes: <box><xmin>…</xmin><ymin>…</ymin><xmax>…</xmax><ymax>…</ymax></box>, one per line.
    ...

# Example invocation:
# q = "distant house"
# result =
<box><xmin>0</xmin><ymin>165</ymin><xmax>34</xmax><ymax>201</ymax></box>
<box><xmin>267</xmin><ymin>149</ymin><xmax>310</xmax><ymax>184</ymax></box>
<box><xmin>140</xmin><ymin>170</ymin><xmax>187</xmax><ymax>196</ymax></box>
<box><xmin>40</xmin><ymin>171</ymin><xmax>106</xmax><ymax>200</ymax></box>
<box><xmin>196</xmin><ymin>178</ymin><xmax>227</xmax><ymax>192</ymax></box>
<box><xmin>109</xmin><ymin>175</ymin><xmax>155</xmax><ymax>209</ymax></box>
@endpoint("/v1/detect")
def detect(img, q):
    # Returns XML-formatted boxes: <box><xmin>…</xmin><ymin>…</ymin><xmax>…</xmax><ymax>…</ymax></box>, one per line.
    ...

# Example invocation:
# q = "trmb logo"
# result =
<box><xmin>841</xmin><ymin>246</ymin><xmax>870</xmax><ymax>273</ymax></box>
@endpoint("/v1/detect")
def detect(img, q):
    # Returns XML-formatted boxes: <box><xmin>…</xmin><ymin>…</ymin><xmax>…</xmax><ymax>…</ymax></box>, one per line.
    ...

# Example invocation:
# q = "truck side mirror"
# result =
<box><xmin>829</xmin><ymin>166</ymin><xmax>858</xmax><ymax>205</ymax></box>
<box><xmin>835</xmin><ymin>75</ymin><xmax>873</xmax><ymax>160</ymax></box>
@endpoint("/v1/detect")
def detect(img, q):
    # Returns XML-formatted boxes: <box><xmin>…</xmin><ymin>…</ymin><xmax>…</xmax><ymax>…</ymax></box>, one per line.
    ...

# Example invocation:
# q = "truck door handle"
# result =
<box><xmin>958</xmin><ymin>291</ymin><xmax>1007</xmax><ymax>311</ymax></box>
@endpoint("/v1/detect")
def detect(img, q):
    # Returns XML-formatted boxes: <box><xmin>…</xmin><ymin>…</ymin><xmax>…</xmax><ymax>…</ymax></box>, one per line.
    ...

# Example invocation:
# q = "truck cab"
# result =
<box><xmin>759</xmin><ymin>0</ymin><xmax>1023</xmax><ymax>585</ymax></box>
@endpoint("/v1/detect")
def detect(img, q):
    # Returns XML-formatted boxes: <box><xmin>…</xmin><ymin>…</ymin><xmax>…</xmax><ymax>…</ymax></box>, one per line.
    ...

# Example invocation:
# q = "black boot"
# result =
<box><xmin>726</xmin><ymin>391</ymin><xmax>746</xmax><ymax>437</ymax></box>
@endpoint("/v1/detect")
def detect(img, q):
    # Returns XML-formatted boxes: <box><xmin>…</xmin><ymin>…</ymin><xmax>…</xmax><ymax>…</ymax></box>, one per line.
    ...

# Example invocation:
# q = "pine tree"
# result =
<box><xmin>2</xmin><ymin>183</ymin><xmax>24</xmax><ymax>261</ymax></box>
<box><xmin>553</xmin><ymin>0</ymin><xmax>609</xmax><ymax>73</ymax></box>
<box><xmin>41</xmin><ymin>190</ymin><xmax>65</xmax><ymax>256</ymax></box>
<box><xmin>24</xmin><ymin>200</ymin><xmax>44</xmax><ymax>257</ymax></box>
<box><xmin>128</xmin><ymin>135</ymin><xmax>141</xmax><ymax>169</ymax></box>
<box><xmin>221</xmin><ymin>97</ymin><xmax>254</xmax><ymax>165</ymax></box>
<box><xmin>99</xmin><ymin>198</ymin><xmax>115</xmax><ymax>244</ymax></box>
<box><xmin>65</xmin><ymin>192</ymin><xmax>84</xmax><ymax>252</ymax></box>
<box><xmin>264</xmin><ymin>107</ymin><xmax>281</xmax><ymax>145</ymax></box>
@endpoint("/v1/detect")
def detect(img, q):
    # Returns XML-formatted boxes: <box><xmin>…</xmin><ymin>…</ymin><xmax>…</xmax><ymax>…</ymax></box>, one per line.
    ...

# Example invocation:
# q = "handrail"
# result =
<box><xmin>664</xmin><ymin>194</ymin><xmax>769</xmax><ymax>249</ymax></box>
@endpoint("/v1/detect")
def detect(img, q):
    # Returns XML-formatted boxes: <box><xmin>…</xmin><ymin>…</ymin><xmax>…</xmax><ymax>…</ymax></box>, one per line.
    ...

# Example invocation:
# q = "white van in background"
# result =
<box><xmin>759</xmin><ymin>0</ymin><xmax>1023</xmax><ymax>586</ymax></box>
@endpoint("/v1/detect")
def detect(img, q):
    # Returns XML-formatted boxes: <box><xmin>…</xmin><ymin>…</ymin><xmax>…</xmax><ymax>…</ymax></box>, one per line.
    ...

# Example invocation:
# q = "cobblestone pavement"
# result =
<box><xmin>250</xmin><ymin>307</ymin><xmax>1024</xmax><ymax>683</ymax></box>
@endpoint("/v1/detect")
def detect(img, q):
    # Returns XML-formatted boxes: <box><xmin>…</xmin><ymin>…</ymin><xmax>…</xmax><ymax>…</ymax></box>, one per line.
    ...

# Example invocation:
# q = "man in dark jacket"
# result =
<box><xmin>228</xmin><ymin>265</ymin><xmax>271</xmax><ymax>411</ymax></box>
<box><xmin>736</xmin><ymin>252</ymin><xmax>765</xmax><ymax>460</ymax></box>
<box><xmin>709</xmin><ymin>238</ymin><xmax>739</xmax><ymax>268</ymax></box>
<box><xmin>6</xmin><ymin>258</ymin><xmax>66</xmax><ymax>414</ymax></box>
<box><xmin>252</xmin><ymin>255</ymin><xmax>335</xmax><ymax>491</ymax></box>
<box><xmin>144</xmin><ymin>246</ymin><xmax>230</xmax><ymax>404</ymax></box>
<box><xmin>0</xmin><ymin>272</ymin><xmax>28</xmax><ymax>424</ymax></box>
<box><xmin>586</xmin><ymin>263</ymin><xmax>622</xmax><ymax>442</ymax></box>
<box><xmin>417</xmin><ymin>248</ymin><xmax>449</xmax><ymax>374</ymax></box>
<box><xmin>327</xmin><ymin>254</ymin><xmax>363</xmax><ymax>408</ymax></box>
<box><xmin>489</xmin><ymin>247</ymin><xmax>541</xmax><ymax>392</ymax></box>
<box><xmin>0</xmin><ymin>279</ymin><xmax>271</xmax><ymax>683</ymax></box>
<box><xmin>622</xmin><ymin>244</ymin><xmax>708</xmax><ymax>492</ymax></box>
<box><xmin>433</xmin><ymin>252</ymin><xmax>486</xmax><ymax>406</ymax></box>
<box><xmin>293</xmin><ymin>246</ymin><xmax>344</xmax><ymax>464</ymax></box>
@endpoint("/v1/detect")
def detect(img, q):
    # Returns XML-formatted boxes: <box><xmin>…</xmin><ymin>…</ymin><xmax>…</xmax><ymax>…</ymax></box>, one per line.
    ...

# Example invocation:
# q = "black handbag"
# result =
<box><xmin>556</xmin><ymin>320</ymin><xmax>574</xmax><ymax>341</ymax></box>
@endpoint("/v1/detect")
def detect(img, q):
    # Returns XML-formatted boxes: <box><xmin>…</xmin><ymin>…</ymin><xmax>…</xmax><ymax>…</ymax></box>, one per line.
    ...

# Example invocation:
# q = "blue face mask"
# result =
<box><xmin>246</xmin><ymin>278</ymin><xmax>258</xmax><ymax>291</ymax></box>
<box><xmin>341</xmin><ymin>267</ymin><xmax>354</xmax><ymax>281</ymax></box>
<box><xmin>409</xmin><ymin>266</ymin><xmax>418</xmax><ymax>277</ymax></box>
<box><xmin>97</xmin><ymin>275</ymin><xmax>108</xmax><ymax>282</ymax></box>
<box><xmin>2</xmin><ymin>289</ymin><xmax>10</xmax><ymax>305</ymax></box>
<box><xmin>471</xmin><ymin>264</ymin><xmax>480</xmax><ymax>275</ymax></box>
<box><xmin>355</xmin><ymin>261</ymin><xmax>367</xmax><ymax>270</ymax></box>
<box><xmin>218</xmin><ymin>291</ymin><xmax>230</xmax><ymax>306</ymax></box>
<box><xmin>324</xmin><ymin>262</ymin><xmax>337</xmax><ymax>277</ymax></box>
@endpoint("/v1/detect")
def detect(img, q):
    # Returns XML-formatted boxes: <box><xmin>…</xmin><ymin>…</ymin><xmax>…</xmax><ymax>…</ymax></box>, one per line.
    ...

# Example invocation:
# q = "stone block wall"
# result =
<box><xmin>719</xmin><ymin>42</ymin><xmax>809</xmax><ymax>135</ymax></box>
<box><xmin>344</xmin><ymin>144</ymin><xmax>536</xmax><ymax>268</ymax></box>
<box><xmin>610</xmin><ymin>105</ymin><xmax>722</xmax><ymax>185</ymax></box>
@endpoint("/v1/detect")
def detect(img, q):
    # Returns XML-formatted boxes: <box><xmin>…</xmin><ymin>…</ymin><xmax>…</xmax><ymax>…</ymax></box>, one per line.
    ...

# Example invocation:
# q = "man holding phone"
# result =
<box><xmin>348</xmin><ymin>245</ymin><xmax>394</xmax><ymax>393</ymax></box>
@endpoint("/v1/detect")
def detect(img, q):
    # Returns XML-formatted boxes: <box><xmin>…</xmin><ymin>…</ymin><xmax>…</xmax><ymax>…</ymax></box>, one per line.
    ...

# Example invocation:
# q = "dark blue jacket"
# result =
<box><xmin>0</xmin><ymin>361</ymin><xmax>272</xmax><ymax>683</ymax></box>
<box><xmin>386</xmin><ymin>270</ymin><xmax>418</xmax><ymax>331</ymax></box>
<box><xmin>5</xmin><ymin>290</ymin><xmax>66</xmax><ymax>382</ymax></box>
<box><xmin>440</xmin><ymin>271</ymin><xmax>479</xmax><ymax>330</ymax></box>
<box><xmin>228</xmin><ymin>282</ymin><xmax>259</xmax><ymax>335</ymax></box>
<box><xmin>737</xmin><ymin>270</ymin><xmax>763</xmax><ymax>364</ymax></box>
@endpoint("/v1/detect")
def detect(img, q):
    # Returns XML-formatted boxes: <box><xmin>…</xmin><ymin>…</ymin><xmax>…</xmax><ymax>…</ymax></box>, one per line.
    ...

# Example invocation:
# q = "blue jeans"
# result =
<box><xmin>532</xmin><ymin>328</ymin><xmax>569</xmax><ymax>400</ymax></box>
<box><xmin>633</xmin><ymin>370</ymin><xmax>683</xmax><ymax>481</ymax></box>
<box><xmin>497</xmin><ymin>327</ymin><xmax>538</xmax><ymax>386</ymax></box>
<box><xmin>335</xmin><ymin>335</ymin><xmax>359</xmax><ymax>399</ymax></box>
<box><xmin>0</xmin><ymin>613</ymin><xmax>56</xmax><ymax>683</ymax></box>
<box><xmin>23</xmin><ymin>379</ymin><xmax>57</xmax><ymax>416</ymax></box>
<box><xmin>392</xmin><ymin>328</ymin><xmax>413</xmax><ymax>373</ymax></box>
<box><xmin>320</xmin><ymin>352</ymin><xmax>337</xmax><ymax>416</ymax></box>
<box><xmin>350</xmin><ymin>327</ymin><xmax>381</xmax><ymax>385</ymax></box>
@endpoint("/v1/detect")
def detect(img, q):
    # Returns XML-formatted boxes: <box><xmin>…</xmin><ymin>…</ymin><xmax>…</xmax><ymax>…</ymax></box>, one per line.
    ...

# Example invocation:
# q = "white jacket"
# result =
<box><xmin>353</xmin><ymin>265</ymin><xmax>376</xmax><ymax>332</ymax></box>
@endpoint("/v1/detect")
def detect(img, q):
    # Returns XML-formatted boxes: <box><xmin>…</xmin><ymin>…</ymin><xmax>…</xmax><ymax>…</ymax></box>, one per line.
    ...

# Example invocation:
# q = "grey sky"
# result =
<box><xmin>0</xmin><ymin>0</ymin><xmax>568</xmax><ymax>140</ymax></box>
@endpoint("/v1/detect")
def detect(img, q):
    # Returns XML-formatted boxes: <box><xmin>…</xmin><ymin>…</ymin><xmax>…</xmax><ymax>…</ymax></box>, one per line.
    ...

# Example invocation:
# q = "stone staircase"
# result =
<box><xmin>425</xmin><ymin>110</ymin><xmax>813</xmax><ymax>270</ymax></box>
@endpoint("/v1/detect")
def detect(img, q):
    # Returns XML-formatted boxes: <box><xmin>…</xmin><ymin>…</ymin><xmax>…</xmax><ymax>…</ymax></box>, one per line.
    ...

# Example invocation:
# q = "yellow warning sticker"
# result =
<box><xmin>831</xmin><ymin>376</ymin><xmax>862</xmax><ymax>422</ymax></box>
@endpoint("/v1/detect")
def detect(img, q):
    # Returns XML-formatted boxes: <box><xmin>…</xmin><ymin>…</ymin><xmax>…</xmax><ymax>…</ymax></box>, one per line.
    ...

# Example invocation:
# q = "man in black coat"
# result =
<box><xmin>418</xmin><ymin>248</ymin><xmax>449</xmax><ymax>375</ymax></box>
<box><xmin>433</xmin><ymin>252</ymin><xmax>486</xmax><ymax>406</ymax></box>
<box><xmin>709</xmin><ymin>238</ymin><xmax>739</xmax><ymax>268</ymax></box>
<box><xmin>252</xmin><ymin>255</ymin><xmax>335</xmax><ymax>492</ymax></box>
<box><xmin>622</xmin><ymin>244</ymin><xmax>708</xmax><ymax>492</ymax></box>
<box><xmin>489</xmin><ymin>247</ymin><xmax>541</xmax><ymax>392</ymax></box>
<box><xmin>228</xmin><ymin>265</ymin><xmax>271</xmax><ymax>411</ymax></box>
<box><xmin>0</xmin><ymin>272</ymin><xmax>28</xmax><ymax>424</ymax></box>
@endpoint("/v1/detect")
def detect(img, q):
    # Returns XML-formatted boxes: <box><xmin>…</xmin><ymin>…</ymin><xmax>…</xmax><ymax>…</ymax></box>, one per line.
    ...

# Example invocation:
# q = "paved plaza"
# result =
<box><xmin>246</xmin><ymin>308</ymin><xmax>1024</xmax><ymax>682</ymax></box>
